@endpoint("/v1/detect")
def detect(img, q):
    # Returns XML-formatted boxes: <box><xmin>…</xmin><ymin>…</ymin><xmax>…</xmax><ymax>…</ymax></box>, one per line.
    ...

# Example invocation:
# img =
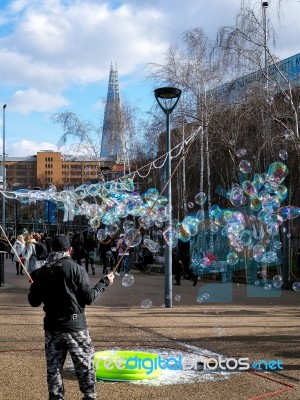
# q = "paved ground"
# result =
<box><xmin>0</xmin><ymin>258</ymin><xmax>299</xmax><ymax>400</ymax></box>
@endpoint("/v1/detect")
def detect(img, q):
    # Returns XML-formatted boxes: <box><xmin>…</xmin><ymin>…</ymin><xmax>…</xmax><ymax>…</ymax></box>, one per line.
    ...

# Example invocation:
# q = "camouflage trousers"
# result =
<box><xmin>45</xmin><ymin>329</ymin><xmax>96</xmax><ymax>400</ymax></box>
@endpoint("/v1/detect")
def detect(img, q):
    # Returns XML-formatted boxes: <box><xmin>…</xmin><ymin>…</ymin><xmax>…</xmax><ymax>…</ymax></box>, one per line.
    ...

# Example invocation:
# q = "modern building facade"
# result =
<box><xmin>100</xmin><ymin>62</ymin><xmax>124</xmax><ymax>162</ymax></box>
<box><xmin>2</xmin><ymin>151</ymin><xmax>121</xmax><ymax>190</ymax></box>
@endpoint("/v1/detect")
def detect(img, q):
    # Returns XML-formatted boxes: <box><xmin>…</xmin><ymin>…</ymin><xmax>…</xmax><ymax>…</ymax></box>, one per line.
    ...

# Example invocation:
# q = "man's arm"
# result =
<box><xmin>77</xmin><ymin>271</ymin><xmax>114</xmax><ymax>305</ymax></box>
<box><xmin>28</xmin><ymin>279</ymin><xmax>43</xmax><ymax>307</ymax></box>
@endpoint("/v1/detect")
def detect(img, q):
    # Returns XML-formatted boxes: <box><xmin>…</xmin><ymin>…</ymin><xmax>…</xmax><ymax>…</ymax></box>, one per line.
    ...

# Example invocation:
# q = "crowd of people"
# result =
<box><xmin>5</xmin><ymin>229</ymin><xmax>217</xmax><ymax>286</ymax></box>
<box><xmin>5</xmin><ymin>229</ymin><xmax>156</xmax><ymax>279</ymax></box>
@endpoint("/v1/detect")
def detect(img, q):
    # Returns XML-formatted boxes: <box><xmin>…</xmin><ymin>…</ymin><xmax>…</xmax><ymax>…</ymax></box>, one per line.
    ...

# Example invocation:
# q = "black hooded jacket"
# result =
<box><xmin>28</xmin><ymin>257</ymin><xmax>109</xmax><ymax>332</ymax></box>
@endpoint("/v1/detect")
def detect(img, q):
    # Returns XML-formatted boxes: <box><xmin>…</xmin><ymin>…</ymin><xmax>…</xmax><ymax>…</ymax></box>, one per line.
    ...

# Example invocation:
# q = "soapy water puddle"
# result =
<box><xmin>64</xmin><ymin>342</ymin><xmax>237</xmax><ymax>385</ymax></box>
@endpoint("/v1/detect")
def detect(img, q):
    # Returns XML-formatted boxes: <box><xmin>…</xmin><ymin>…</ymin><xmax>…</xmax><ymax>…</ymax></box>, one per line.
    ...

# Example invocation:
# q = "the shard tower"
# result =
<box><xmin>100</xmin><ymin>63</ymin><xmax>124</xmax><ymax>161</ymax></box>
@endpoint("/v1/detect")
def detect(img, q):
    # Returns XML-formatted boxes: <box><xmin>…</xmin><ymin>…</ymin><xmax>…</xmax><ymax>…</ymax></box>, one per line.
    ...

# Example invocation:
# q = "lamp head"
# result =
<box><xmin>154</xmin><ymin>87</ymin><xmax>182</xmax><ymax>115</ymax></box>
<box><xmin>3</xmin><ymin>104</ymin><xmax>7</xmax><ymax>109</ymax></box>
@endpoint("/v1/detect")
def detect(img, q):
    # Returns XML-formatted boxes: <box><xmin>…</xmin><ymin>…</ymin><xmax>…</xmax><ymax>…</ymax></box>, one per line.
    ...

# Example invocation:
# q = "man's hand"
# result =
<box><xmin>106</xmin><ymin>271</ymin><xmax>115</xmax><ymax>285</ymax></box>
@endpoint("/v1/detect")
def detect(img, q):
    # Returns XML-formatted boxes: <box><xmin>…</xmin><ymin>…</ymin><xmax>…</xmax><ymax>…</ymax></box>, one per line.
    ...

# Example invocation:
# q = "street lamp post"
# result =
<box><xmin>154</xmin><ymin>87</ymin><xmax>181</xmax><ymax>308</ymax></box>
<box><xmin>2</xmin><ymin>104</ymin><xmax>7</xmax><ymax>231</ymax></box>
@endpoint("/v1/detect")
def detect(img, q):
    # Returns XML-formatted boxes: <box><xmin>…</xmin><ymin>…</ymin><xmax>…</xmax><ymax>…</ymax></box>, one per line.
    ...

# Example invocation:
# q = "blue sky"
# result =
<box><xmin>0</xmin><ymin>0</ymin><xmax>299</xmax><ymax>156</ymax></box>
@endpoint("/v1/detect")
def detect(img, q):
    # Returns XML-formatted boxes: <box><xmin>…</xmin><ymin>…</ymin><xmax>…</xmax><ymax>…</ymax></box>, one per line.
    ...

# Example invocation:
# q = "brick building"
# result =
<box><xmin>2</xmin><ymin>150</ymin><xmax>121</xmax><ymax>190</ymax></box>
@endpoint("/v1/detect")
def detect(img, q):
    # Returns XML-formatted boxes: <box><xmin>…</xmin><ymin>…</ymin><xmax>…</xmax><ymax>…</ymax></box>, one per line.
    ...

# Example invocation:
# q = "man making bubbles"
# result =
<box><xmin>28</xmin><ymin>234</ymin><xmax>114</xmax><ymax>400</ymax></box>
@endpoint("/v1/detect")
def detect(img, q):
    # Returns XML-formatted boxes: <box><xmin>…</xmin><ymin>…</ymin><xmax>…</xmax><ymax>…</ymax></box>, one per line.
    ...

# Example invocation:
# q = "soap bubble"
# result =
<box><xmin>236</xmin><ymin>148</ymin><xmax>247</xmax><ymax>157</ymax></box>
<box><xmin>105</xmin><ymin>224</ymin><xmax>119</xmax><ymax>236</ymax></box>
<box><xmin>197</xmin><ymin>296</ymin><xmax>204</xmax><ymax>303</ymax></box>
<box><xmin>97</xmin><ymin>229</ymin><xmax>106</xmax><ymax>241</ymax></box>
<box><xmin>267</xmin><ymin>162</ymin><xmax>288</xmax><ymax>186</ymax></box>
<box><xmin>213</xmin><ymin>327</ymin><xmax>226</xmax><ymax>336</ymax></box>
<box><xmin>254</xmin><ymin>280</ymin><xmax>260</xmax><ymax>286</ymax></box>
<box><xmin>278</xmin><ymin>206</ymin><xmax>300</xmax><ymax>221</ymax></box>
<box><xmin>226</xmin><ymin>252</ymin><xmax>239</xmax><ymax>265</ymax></box>
<box><xmin>209</xmin><ymin>204</ymin><xmax>222</xmax><ymax>218</ymax></box>
<box><xmin>196</xmin><ymin>210</ymin><xmax>205</xmax><ymax>223</ymax></box>
<box><xmin>125</xmin><ymin>228</ymin><xmax>142</xmax><ymax>247</ymax></box>
<box><xmin>174</xmin><ymin>295</ymin><xmax>181</xmax><ymax>302</ymax></box>
<box><xmin>141</xmin><ymin>299</ymin><xmax>153</xmax><ymax>308</ymax></box>
<box><xmin>182</xmin><ymin>216</ymin><xmax>200</xmax><ymax>236</ymax></box>
<box><xmin>253</xmin><ymin>245</ymin><xmax>265</xmax><ymax>262</ymax></box>
<box><xmin>279</xmin><ymin>149</ymin><xmax>288</xmax><ymax>160</ymax></box>
<box><xmin>272</xmin><ymin>275</ymin><xmax>283</xmax><ymax>288</ymax></box>
<box><xmin>176</xmin><ymin>223</ymin><xmax>191</xmax><ymax>242</ymax></box>
<box><xmin>264</xmin><ymin>283</ymin><xmax>272</xmax><ymax>291</ymax></box>
<box><xmin>195</xmin><ymin>192</ymin><xmax>207</xmax><ymax>205</ymax></box>
<box><xmin>143</xmin><ymin>238</ymin><xmax>160</xmax><ymax>253</ymax></box>
<box><xmin>202</xmin><ymin>293</ymin><xmax>210</xmax><ymax>300</ymax></box>
<box><xmin>123</xmin><ymin>220</ymin><xmax>135</xmax><ymax>232</ymax></box>
<box><xmin>163</xmin><ymin>226</ymin><xmax>178</xmax><ymax>248</ymax></box>
<box><xmin>273</xmin><ymin>241</ymin><xmax>282</xmax><ymax>249</ymax></box>
<box><xmin>188</xmin><ymin>202</ymin><xmax>194</xmax><ymax>209</ymax></box>
<box><xmin>292</xmin><ymin>282</ymin><xmax>300</xmax><ymax>292</ymax></box>
<box><xmin>89</xmin><ymin>251</ymin><xmax>96</xmax><ymax>259</ymax></box>
<box><xmin>242</xmin><ymin>180</ymin><xmax>257</xmax><ymax>198</ymax></box>
<box><xmin>122</xmin><ymin>274</ymin><xmax>135</xmax><ymax>287</ymax></box>
<box><xmin>239</xmin><ymin>160</ymin><xmax>252</xmax><ymax>174</ymax></box>
<box><xmin>284</xmin><ymin>129</ymin><xmax>293</xmax><ymax>140</ymax></box>
<box><xmin>89</xmin><ymin>216</ymin><xmax>101</xmax><ymax>229</ymax></box>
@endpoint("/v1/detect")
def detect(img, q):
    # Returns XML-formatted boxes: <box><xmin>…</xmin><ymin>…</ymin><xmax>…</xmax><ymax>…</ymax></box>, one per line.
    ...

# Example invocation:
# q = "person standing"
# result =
<box><xmin>115</xmin><ymin>234</ymin><xmax>130</xmax><ymax>276</ymax></box>
<box><xmin>23</xmin><ymin>232</ymin><xmax>45</xmax><ymax>279</ymax></box>
<box><xmin>28</xmin><ymin>234</ymin><xmax>114</xmax><ymax>400</ymax></box>
<box><xmin>11</xmin><ymin>234</ymin><xmax>25</xmax><ymax>275</ymax></box>
<box><xmin>173</xmin><ymin>251</ymin><xmax>183</xmax><ymax>285</ymax></box>
<box><xmin>71</xmin><ymin>232</ymin><xmax>86</xmax><ymax>266</ymax></box>
<box><xmin>84</xmin><ymin>234</ymin><xmax>97</xmax><ymax>275</ymax></box>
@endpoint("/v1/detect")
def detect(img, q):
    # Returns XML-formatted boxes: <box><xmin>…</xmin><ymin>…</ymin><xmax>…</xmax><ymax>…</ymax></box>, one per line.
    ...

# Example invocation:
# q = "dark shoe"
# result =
<box><xmin>173</xmin><ymin>283</ymin><xmax>180</xmax><ymax>285</ymax></box>
<box><xmin>193</xmin><ymin>281</ymin><xmax>197</xmax><ymax>286</ymax></box>
<box><xmin>20</xmin><ymin>272</ymin><xmax>24</xmax><ymax>275</ymax></box>
<box><xmin>92</xmin><ymin>270</ymin><xmax>95</xmax><ymax>275</ymax></box>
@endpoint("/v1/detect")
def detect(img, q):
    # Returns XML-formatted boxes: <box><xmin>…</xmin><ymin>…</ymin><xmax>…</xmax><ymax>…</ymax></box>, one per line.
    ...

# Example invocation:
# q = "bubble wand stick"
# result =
<box><xmin>111</xmin><ymin>134</ymin><xmax>197</xmax><ymax>275</ymax></box>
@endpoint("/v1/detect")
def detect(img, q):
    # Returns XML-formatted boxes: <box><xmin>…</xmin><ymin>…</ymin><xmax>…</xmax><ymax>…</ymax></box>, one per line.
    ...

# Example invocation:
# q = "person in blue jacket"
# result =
<box><xmin>28</xmin><ymin>234</ymin><xmax>114</xmax><ymax>400</ymax></box>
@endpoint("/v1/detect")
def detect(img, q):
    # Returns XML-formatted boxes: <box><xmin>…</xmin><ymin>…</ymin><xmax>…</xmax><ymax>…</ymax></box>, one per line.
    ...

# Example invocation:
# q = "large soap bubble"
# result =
<box><xmin>141</xmin><ymin>299</ymin><xmax>153</xmax><ymax>308</ymax></box>
<box><xmin>122</xmin><ymin>274</ymin><xmax>135</xmax><ymax>287</ymax></box>
<box><xmin>163</xmin><ymin>227</ymin><xmax>178</xmax><ymax>248</ymax></box>
<box><xmin>124</xmin><ymin>228</ymin><xmax>142</xmax><ymax>247</ymax></box>
<box><xmin>267</xmin><ymin>162</ymin><xmax>288</xmax><ymax>186</ymax></box>
<box><xmin>292</xmin><ymin>282</ymin><xmax>300</xmax><ymax>292</ymax></box>
<box><xmin>123</xmin><ymin>220</ymin><xmax>135</xmax><ymax>232</ymax></box>
<box><xmin>226</xmin><ymin>252</ymin><xmax>239</xmax><ymax>265</ymax></box>
<box><xmin>253</xmin><ymin>245</ymin><xmax>265</xmax><ymax>262</ymax></box>
<box><xmin>176</xmin><ymin>223</ymin><xmax>191</xmax><ymax>242</ymax></box>
<box><xmin>182</xmin><ymin>216</ymin><xmax>200</xmax><ymax>236</ymax></box>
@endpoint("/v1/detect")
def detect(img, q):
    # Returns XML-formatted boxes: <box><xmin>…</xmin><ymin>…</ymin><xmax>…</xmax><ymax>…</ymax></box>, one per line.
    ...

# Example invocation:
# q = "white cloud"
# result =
<box><xmin>10</xmin><ymin>88</ymin><xmax>69</xmax><ymax>113</ymax></box>
<box><xmin>0</xmin><ymin>0</ymin><xmax>299</xmax><ymax>117</ymax></box>
<box><xmin>7</xmin><ymin>139</ymin><xmax>59</xmax><ymax>156</ymax></box>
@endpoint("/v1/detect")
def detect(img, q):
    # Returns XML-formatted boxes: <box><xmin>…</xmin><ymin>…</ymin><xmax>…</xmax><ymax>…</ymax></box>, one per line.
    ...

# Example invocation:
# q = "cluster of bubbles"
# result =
<box><xmin>189</xmin><ymin>161</ymin><xmax>300</xmax><ymax>292</ymax></box>
<box><xmin>197</xmin><ymin>292</ymin><xmax>210</xmax><ymax>303</ymax></box>
<box><xmin>1</xmin><ymin>159</ymin><xmax>300</xmax><ymax>295</ymax></box>
<box><xmin>207</xmin><ymin>162</ymin><xmax>299</xmax><ymax>264</ymax></box>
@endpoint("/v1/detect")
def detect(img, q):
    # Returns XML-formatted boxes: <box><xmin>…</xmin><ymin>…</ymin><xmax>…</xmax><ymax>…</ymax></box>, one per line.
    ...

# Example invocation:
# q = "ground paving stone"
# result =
<box><xmin>0</xmin><ymin>259</ymin><xmax>299</xmax><ymax>399</ymax></box>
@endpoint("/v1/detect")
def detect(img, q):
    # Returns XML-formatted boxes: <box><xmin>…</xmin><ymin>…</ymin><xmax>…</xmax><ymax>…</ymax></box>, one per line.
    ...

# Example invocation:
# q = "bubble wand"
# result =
<box><xmin>111</xmin><ymin>134</ymin><xmax>197</xmax><ymax>275</ymax></box>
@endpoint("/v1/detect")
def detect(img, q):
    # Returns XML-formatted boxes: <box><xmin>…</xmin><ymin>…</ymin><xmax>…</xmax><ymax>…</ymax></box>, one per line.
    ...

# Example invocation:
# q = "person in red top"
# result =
<box><xmin>192</xmin><ymin>251</ymin><xmax>218</xmax><ymax>286</ymax></box>
<box><xmin>205</xmin><ymin>252</ymin><xmax>218</xmax><ymax>266</ymax></box>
